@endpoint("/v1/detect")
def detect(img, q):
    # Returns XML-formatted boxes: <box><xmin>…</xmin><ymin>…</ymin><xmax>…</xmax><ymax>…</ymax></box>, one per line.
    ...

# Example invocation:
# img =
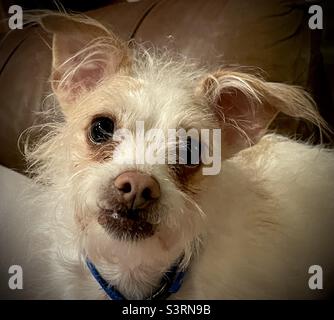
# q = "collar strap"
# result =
<box><xmin>86</xmin><ymin>256</ymin><xmax>186</xmax><ymax>300</ymax></box>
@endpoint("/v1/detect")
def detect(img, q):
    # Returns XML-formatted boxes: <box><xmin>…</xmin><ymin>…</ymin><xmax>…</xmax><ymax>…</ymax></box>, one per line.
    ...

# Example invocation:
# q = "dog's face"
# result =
<box><xmin>65</xmin><ymin>71</ymin><xmax>215</xmax><ymax>246</ymax></box>
<box><xmin>34</xmin><ymin>14</ymin><xmax>321</xmax><ymax>262</ymax></box>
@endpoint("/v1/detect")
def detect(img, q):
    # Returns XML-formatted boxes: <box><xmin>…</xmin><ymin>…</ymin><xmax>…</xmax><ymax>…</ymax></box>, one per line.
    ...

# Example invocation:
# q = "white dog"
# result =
<box><xmin>0</xmin><ymin>13</ymin><xmax>333</xmax><ymax>299</ymax></box>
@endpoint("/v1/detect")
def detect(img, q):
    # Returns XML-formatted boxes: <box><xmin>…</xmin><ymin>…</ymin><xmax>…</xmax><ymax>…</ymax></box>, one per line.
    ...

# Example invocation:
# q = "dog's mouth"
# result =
<box><xmin>98</xmin><ymin>208</ymin><xmax>156</xmax><ymax>241</ymax></box>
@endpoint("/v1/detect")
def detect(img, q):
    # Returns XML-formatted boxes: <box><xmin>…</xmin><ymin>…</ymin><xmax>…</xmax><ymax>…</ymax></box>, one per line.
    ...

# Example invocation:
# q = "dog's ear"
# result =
<box><xmin>200</xmin><ymin>69</ymin><xmax>323</xmax><ymax>158</ymax></box>
<box><xmin>40</xmin><ymin>14</ymin><xmax>129</xmax><ymax>108</ymax></box>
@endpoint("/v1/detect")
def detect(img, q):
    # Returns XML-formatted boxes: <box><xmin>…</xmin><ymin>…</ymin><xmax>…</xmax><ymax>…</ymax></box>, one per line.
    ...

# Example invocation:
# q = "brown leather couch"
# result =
<box><xmin>0</xmin><ymin>0</ymin><xmax>332</xmax><ymax>173</ymax></box>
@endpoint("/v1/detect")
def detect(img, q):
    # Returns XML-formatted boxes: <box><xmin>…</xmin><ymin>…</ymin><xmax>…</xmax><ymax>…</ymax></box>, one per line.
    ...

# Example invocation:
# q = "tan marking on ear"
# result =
<box><xmin>39</xmin><ymin>13</ymin><xmax>131</xmax><ymax>109</ymax></box>
<box><xmin>199</xmin><ymin>69</ymin><xmax>327</xmax><ymax>158</ymax></box>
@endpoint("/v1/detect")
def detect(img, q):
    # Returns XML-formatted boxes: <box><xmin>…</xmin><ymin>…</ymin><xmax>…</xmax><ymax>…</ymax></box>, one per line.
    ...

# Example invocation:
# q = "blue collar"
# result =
<box><xmin>86</xmin><ymin>256</ymin><xmax>186</xmax><ymax>300</ymax></box>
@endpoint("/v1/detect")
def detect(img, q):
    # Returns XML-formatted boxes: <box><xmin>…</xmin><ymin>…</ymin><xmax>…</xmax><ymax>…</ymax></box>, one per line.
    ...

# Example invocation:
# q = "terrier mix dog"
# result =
<box><xmin>1</xmin><ymin>13</ymin><xmax>334</xmax><ymax>299</ymax></box>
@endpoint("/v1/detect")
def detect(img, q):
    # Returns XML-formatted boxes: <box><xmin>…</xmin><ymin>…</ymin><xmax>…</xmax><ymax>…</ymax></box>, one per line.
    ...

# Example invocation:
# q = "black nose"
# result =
<box><xmin>114</xmin><ymin>171</ymin><xmax>161</xmax><ymax>210</ymax></box>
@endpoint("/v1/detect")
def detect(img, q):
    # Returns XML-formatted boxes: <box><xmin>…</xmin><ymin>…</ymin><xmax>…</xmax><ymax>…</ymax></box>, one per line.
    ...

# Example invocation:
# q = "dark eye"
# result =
<box><xmin>89</xmin><ymin>117</ymin><xmax>115</xmax><ymax>144</ymax></box>
<box><xmin>186</xmin><ymin>136</ymin><xmax>201</xmax><ymax>167</ymax></box>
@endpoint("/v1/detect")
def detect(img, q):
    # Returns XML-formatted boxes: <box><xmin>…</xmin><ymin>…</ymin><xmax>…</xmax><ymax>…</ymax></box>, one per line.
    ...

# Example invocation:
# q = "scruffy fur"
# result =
<box><xmin>1</xmin><ymin>13</ymin><xmax>334</xmax><ymax>299</ymax></box>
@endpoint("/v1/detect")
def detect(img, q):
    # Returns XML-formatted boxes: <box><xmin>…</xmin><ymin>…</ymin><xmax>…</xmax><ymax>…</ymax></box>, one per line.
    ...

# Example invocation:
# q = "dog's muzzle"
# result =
<box><xmin>98</xmin><ymin>170</ymin><xmax>161</xmax><ymax>241</ymax></box>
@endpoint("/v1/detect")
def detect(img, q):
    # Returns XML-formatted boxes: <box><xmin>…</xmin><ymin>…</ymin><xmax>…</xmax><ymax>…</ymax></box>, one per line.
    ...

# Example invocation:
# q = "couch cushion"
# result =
<box><xmin>134</xmin><ymin>0</ymin><xmax>311</xmax><ymax>84</ymax></box>
<box><xmin>0</xmin><ymin>165</ymin><xmax>47</xmax><ymax>299</ymax></box>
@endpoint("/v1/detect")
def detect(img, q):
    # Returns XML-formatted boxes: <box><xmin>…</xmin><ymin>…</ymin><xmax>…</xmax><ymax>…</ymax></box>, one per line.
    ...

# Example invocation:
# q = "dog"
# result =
<box><xmin>0</xmin><ymin>13</ymin><xmax>334</xmax><ymax>299</ymax></box>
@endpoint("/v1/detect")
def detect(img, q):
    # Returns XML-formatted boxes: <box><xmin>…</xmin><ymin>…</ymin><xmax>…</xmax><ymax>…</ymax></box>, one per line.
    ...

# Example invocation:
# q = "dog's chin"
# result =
<box><xmin>97</xmin><ymin>209</ymin><xmax>156</xmax><ymax>241</ymax></box>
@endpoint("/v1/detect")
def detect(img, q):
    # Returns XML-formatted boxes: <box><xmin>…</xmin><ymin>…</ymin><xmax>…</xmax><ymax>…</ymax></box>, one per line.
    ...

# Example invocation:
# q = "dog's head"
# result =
<box><xmin>27</xmin><ymin>14</ymin><xmax>323</xmax><ymax>263</ymax></box>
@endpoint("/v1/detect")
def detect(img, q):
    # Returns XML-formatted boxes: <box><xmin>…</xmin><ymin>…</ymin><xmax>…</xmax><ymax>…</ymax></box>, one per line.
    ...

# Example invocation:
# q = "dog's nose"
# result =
<box><xmin>114</xmin><ymin>171</ymin><xmax>160</xmax><ymax>210</ymax></box>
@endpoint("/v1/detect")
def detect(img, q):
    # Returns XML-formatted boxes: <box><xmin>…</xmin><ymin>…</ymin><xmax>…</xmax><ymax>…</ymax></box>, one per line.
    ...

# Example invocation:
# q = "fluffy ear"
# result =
<box><xmin>40</xmin><ymin>14</ymin><xmax>130</xmax><ymax>108</ymax></box>
<box><xmin>200</xmin><ymin>70</ymin><xmax>324</xmax><ymax>158</ymax></box>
